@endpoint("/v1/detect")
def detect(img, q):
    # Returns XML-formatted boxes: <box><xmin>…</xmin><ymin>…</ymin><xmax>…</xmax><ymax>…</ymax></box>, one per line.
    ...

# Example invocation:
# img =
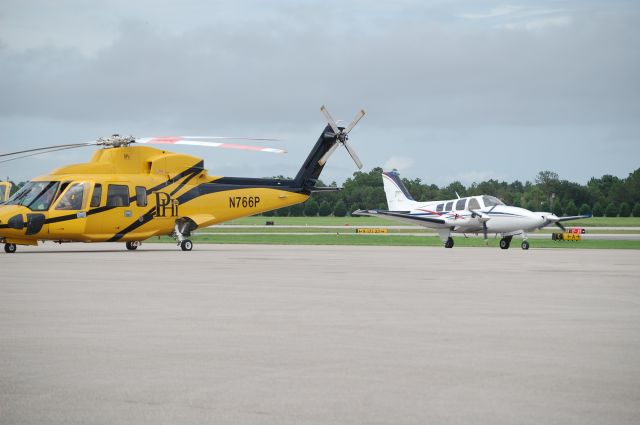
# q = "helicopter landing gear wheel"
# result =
<box><xmin>444</xmin><ymin>237</ymin><xmax>454</xmax><ymax>248</ymax></box>
<box><xmin>180</xmin><ymin>239</ymin><xmax>193</xmax><ymax>251</ymax></box>
<box><xmin>126</xmin><ymin>241</ymin><xmax>141</xmax><ymax>251</ymax></box>
<box><xmin>521</xmin><ymin>240</ymin><xmax>530</xmax><ymax>250</ymax></box>
<box><xmin>4</xmin><ymin>243</ymin><xmax>17</xmax><ymax>253</ymax></box>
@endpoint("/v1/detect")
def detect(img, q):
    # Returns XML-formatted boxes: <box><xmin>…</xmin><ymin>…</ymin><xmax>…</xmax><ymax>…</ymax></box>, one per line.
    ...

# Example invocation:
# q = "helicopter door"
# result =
<box><xmin>100</xmin><ymin>183</ymin><xmax>133</xmax><ymax>237</ymax></box>
<box><xmin>47</xmin><ymin>182</ymin><xmax>90</xmax><ymax>240</ymax></box>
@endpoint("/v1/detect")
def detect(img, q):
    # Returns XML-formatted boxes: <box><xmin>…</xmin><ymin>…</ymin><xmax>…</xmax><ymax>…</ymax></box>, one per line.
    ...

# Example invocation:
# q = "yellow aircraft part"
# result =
<box><xmin>0</xmin><ymin>182</ymin><xmax>11</xmax><ymax>202</ymax></box>
<box><xmin>0</xmin><ymin>146</ymin><xmax>312</xmax><ymax>245</ymax></box>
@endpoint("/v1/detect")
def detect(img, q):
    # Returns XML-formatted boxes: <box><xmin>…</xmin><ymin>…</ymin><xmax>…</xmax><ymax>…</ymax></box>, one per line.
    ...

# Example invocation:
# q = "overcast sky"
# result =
<box><xmin>1</xmin><ymin>0</ymin><xmax>638</xmax><ymax>187</ymax></box>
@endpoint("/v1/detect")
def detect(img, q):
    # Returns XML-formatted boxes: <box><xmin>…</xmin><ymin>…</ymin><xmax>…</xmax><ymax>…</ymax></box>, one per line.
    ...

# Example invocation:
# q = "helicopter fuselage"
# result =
<box><xmin>0</xmin><ymin>146</ymin><xmax>309</xmax><ymax>246</ymax></box>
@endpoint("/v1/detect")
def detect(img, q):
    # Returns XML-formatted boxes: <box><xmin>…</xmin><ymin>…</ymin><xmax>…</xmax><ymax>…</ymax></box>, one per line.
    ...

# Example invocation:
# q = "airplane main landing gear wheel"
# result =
<box><xmin>499</xmin><ymin>238</ymin><xmax>510</xmax><ymax>250</ymax></box>
<box><xmin>444</xmin><ymin>237</ymin><xmax>454</xmax><ymax>249</ymax></box>
<box><xmin>180</xmin><ymin>239</ymin><xmax>193</xmax><ymax>251</ymax></box>
<box><xmin>126</xmin><ymin>241</ymin><xmax>141</xmax><ymax>251</ymax></box>
<box><xmin>4</xmin><ymin>243</ymin><xmax>17</xmax><ymax>253</ymax></box>
<box><xmin>521</xmin><ymin>240</ymin><xmax>530</xmax><ymax>250</ymax></box>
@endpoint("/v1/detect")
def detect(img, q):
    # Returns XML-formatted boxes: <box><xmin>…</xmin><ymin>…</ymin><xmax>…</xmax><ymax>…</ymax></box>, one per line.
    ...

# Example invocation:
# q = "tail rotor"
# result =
<box><xmin>318</xmin><ymin>106</ymin><xmax>366</xmax><ymax>169</ymax></box>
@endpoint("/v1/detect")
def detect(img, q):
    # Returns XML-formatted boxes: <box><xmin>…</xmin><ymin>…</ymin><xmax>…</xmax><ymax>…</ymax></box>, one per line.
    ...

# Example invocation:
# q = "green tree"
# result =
<box><xmin>592</xmin><ymin>201</ymin><xmax>604</xmax><ymax>217</ymax></box>
<box><xmin>579</xmin><ymin>203</ymin><xmax>591</xmax><ymax>215</ymax></box>
<box><xmin>333</xmin><ymin>200</ymin><xmax>347</xmax><ymax>217</ymax></box>
<box><xmin>564</xmin><ymin>200</ymin><xmax>578</xmax><ymax>216</ymax></box>
<box><xmin>304</xmin><ymin>199</ymin><xmax>319</xmax><ymax>217</ymax></box>
<box><xmin>618</xmin><ymin>202</ymin><xmax>631</xmax><ymax>217</ymax></box>
<box><xmin>318</xmin><ymin>201</ymin><xmax>332</xmax><ymax>216</ymax></box>
<box><xmin>552</xmin><ymin>200</ymin><xmax>564</xmax><ymax>216</ymax></box>
<box><xmin>288</xmin><ymin>202</ymin><xmax>305</xmax><ymax>217</ymax></box>
<box><xmin>633</xmin><ymin>203</ymin><xmax>640</xmax><ymax>217</ymax></box>
<box><xmin>540</xmin><ymin>201</ymin><xmax>550</xmax><ymax>212</ymax></box>
<box><xmin>605</xmin><ymin>202</ymin><xmax>618</xmax><ymax>217</ymax></box>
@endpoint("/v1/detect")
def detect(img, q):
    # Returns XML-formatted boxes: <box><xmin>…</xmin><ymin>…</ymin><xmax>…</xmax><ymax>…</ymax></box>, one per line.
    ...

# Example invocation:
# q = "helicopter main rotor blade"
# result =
<box><xmin>135</xmin><ymin>137</ymin><xmax>286</xmax><ymax>154</ymax></box>
<box><xmin>320</xmin><ymin>105</ymin><xmax>340</xmax><ymax>135</ymax></box>
<box><xmin>0</xmin><ymin>142</ymin><xmax>96</xmax><ymax>158</ymax></box>
<box><xmin>0</xmin><ymin>144</ymin><xmax>95</xmax><ymax>164</ymax></box>
<box><xmin>343</xmin><ymin>109</ymin><xmax>366</xmax><ymax>135</ymax></box>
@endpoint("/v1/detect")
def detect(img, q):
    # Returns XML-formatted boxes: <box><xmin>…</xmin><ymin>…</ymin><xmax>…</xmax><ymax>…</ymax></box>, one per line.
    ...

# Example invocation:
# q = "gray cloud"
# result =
<box><xmin>1</xmin><ymin>0</ymin><xmax>638</xmax><ymax>185</ymax></box>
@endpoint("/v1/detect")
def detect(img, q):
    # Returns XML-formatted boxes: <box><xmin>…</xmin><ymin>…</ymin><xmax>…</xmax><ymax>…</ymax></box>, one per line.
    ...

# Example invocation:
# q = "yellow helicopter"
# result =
<box><xmin>0</xmin><ymin>106</ymin><xmax>365</xmax><ymax>253</ymax></box>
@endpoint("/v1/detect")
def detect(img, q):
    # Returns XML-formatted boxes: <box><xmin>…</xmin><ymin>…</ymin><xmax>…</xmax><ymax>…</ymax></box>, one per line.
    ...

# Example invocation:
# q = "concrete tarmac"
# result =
<box><xmin>1</xmin><ymin>243</ymin><xmax>639</xmax><ymax>425</ymax></box>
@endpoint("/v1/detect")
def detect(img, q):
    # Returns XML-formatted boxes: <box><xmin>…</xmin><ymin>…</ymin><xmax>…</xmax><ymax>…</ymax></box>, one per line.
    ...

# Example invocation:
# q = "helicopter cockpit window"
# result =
<box><xmin>55</xmin><ymin>183</ymin><xmax>87</xmax><ymax>210</ymax></box>
<box><xmin>468</xmin><ymin>198</ymin><xmax>481</xmax><ymax>210</ymax></box>
<box><xmin>107</xmin><ymin>185</ymin><xmax>130</xmax><ymax>207</ymax></box>
<box><xmin>136</xmin><ymin>186</ymin><xmax>147</xmax><ymax>207</ymax></box>
<box><xmin>6</xmin><ymin>181</ymin><xmax>60</xmax><ymax>211</ymax></box>
<box><xmin>90</xmin><ymin>184</ymin><xmax>102</xmax><ymax>208</ymax></box>
<box><xmin>482</xmin><ymin>195</ymin><xmax>505</xmax><ymax>208</ymax></box>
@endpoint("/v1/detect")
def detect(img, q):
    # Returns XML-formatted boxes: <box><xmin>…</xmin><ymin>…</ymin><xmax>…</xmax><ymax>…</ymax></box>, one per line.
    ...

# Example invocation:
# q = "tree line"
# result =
<box><xmin>264</xmin><ymin>167</ymin><xmax>640</xmax><ymax>217</ymax></box>
<box><xmin>5</xmin><ymin>167</ymin><xmax>640</xmax><ymax>217</ymax></box>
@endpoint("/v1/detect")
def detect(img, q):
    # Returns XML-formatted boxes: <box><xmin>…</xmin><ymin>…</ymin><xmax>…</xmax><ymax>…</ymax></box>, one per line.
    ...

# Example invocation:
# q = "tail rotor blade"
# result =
<box><xmin>343</xmin><ymin>141</ymin><xmax>363</xmax><ymax>169</ymax></box>
<box><xmin>343</xmin><ymin>109</ymin><xmax>366</xmax><ymax>135</ymax></box>
<box><xmin>318</xmin><ymin>142</ymin><xmax>340</xmax><ymax>166</ymax></box>
<box><xmin>320</xmin><ymin>105</ymin><xmax>340</xmax><ymax>135</ymax></box>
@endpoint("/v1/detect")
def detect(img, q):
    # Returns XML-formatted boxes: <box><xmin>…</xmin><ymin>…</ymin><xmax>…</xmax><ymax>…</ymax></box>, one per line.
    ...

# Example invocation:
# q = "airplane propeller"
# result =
<box><xmin>318</xmin><ymin>105</ymin><xmax>366</xmax><ymax>169</ymax></box>
<box><xmin>539</xmin><ymin>213</ymin><xmax>567</xmax><ymax>231</ymax></box>
<box><xmin>470</xmin><ymin>209</ymin><xmax>491</xmax><ymax>241</ymax></box>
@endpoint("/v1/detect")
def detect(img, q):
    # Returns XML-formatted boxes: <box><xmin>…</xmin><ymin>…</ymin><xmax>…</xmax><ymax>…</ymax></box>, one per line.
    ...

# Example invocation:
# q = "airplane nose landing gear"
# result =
<box><xmin>521</xmin><ymin>240</ymin><xmax>530</xmax><ymax>250</ymax></box>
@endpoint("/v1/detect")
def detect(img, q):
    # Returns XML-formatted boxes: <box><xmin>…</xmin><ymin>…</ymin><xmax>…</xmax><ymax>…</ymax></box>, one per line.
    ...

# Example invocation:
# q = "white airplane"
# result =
<box><xmin>353</xmin><ymin>170</ymin><xmax>591</xmax><ymax>249</ymax></box>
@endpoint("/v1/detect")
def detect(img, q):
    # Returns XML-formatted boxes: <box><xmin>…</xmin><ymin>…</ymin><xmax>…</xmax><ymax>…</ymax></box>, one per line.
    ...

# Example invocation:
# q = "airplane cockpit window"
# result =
<box><xmin>482</xmin><ymin>195</ymin><xmax>505</xmax><ymax>207</ymax></box>
<box><xmin>56</xmin><ymin>183</ymin><xmax>86</xmax><ymax>210</ymax></box>
<box><xmin>107</xmin><ymin>185</ymin><xmax>130</xmax><ymax>207</ymax></box>
<box><xmin>90</xmin><ymin>184</ymin><xmax>102</xmax><ymax>208</ymax></box>
<box><xmin>0</xmin><ymin>185</ymin><xmax>6</xmax><ymax>202</ymax></box>
<box><xmin>6</xmin><ymin>181</ymin><xmax>60</xmax><ymax>211</ymax></box>
<box><xmin>456</xmin><ymin>198</ymin><xmax>466</xmax><ymax>210</ymax></box>
<box><xmin>468</xmin><ymin>198</ymin><xmax>481</xmax><ymax>210</ymax></box>
<box><xmin>136</xmin><ymin>186</ymin><xmax>147</xmax><ymax>207</ymax></box>
<box><xmin>436</xmin><ymin>203</ymin><xmax>444</xmax><ymax>212</ymax></box>
<box><xmin>445</xmin><ymin>201</ymin><xmax>453</xmax><ymax>211</ymax></box>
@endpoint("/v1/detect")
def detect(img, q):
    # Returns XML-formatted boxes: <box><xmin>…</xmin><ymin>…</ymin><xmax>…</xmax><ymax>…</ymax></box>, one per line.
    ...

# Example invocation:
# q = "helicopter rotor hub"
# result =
<box><xmin>97</xmin><ymin>134</ymin><xmax>136</xmax><ymax>148</ymax></box>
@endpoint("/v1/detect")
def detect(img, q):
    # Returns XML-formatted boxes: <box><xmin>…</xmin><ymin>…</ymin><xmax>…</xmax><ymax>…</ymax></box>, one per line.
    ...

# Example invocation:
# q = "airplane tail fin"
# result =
<box><xmin>382</xmin><ymin>170</ymin><xmax>417</xmax><ymax>211</ymax></box>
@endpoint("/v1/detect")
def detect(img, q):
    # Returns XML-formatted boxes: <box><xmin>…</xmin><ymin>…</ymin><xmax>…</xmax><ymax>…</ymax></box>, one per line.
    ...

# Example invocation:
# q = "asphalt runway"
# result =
<box><xmin>1</xmin><ymin>244</ymin><xmax>639</xmax><ymax>425</ymax></box>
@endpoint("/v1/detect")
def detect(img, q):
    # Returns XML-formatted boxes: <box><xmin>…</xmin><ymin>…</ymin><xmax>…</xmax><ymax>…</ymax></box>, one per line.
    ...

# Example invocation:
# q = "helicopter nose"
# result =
<box><xmin>0</xmin><ymin>206</ymin><xmax>27</xmax><ymax>234</ymax></box>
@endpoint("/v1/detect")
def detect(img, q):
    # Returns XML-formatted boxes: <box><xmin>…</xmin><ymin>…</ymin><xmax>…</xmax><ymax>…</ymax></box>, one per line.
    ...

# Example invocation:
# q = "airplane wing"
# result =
<box><xmin>352</xmin><ymin>209</ymin><xmax>446</xmax><ymax>227</ymax></box>
<box><xmin>557</xmin><ymin>213</ymin><xmax>592</xmax><ymax>222</ymax></box>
